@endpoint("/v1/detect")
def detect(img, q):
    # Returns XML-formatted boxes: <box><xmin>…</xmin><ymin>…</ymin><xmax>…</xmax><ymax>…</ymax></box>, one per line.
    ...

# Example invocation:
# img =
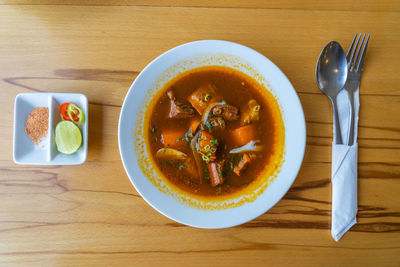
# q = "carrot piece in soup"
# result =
<box><xmin>198</xmin><ymin>131</ymin><xmax>218</xmax><ymax>162</ymax></box>
<box><xmin>230</xmin><ymin>124</ymin><xmax>257</xmax><ymax>146</ymax></box>
<box><xmin>160</xmin><ymin>128</ymin><xmax>187</xmax><ymax>148</ymax></box>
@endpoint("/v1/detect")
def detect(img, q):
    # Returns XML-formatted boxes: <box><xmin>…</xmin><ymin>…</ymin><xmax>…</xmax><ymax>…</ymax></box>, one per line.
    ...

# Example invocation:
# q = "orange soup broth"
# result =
<box><xmin>145</xmin><ymin>66</ymin><xmax>284</xmax><ymax>200</ymax></box>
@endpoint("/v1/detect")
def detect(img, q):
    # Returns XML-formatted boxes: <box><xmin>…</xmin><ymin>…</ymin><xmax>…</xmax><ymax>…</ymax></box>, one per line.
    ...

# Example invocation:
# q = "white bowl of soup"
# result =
<box><xmin>119</xmin><ymin>40</ymin><xmax>306</xmax><ymax>228</ymax></box>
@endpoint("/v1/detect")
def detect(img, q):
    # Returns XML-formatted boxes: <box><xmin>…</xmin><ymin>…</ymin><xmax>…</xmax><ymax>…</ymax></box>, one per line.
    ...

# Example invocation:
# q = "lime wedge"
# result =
<box><xmin>55</xmin><ymin>121</ymin><xmax>82</xmax><ymax>154</ymax></box>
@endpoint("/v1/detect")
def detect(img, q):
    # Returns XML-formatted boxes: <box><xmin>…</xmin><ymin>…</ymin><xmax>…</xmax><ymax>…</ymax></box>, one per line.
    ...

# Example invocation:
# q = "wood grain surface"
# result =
<box><xmin>1</xmin><ymin>1</ymin><xmax>400</xmax><ymax>266</ymax></box>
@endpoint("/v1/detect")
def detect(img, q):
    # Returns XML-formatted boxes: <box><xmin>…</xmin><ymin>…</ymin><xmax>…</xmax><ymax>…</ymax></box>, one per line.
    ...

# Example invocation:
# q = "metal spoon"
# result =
<box><xmin>316</xmin><ymin>41</ymin><xmax>348</xmax><ymax>144</ymax></box>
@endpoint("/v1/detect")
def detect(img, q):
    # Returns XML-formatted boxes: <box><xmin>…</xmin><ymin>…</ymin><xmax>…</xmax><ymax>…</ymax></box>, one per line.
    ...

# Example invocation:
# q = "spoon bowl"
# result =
<box><xmin>316</xmin><ymin>41</ymin><xmax>348</xmax><ymax>96</ymax></box>
<box><xmin>316</xmin><ymin>41</ymin><xmax>348</xmax><ymax>144</ymax></box>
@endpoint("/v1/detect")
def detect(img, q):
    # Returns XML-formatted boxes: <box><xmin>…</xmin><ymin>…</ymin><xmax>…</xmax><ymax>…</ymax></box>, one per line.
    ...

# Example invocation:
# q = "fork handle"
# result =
<box><xmin>330</xmin><ymin>96</ymin><xmax>343</xmax><ymax>145</ymax></box>
<box><xmin>347</xmin><ymin>91</ymin><xmax>355</xmax><ymax>146</ymax></box>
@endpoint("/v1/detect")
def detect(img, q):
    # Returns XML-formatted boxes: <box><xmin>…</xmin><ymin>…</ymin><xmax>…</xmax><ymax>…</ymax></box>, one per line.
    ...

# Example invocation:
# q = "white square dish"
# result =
<box><xmin>13</xmin><ymin>93</ymin><xmax>88</xmax><ymax>165</ymax></box>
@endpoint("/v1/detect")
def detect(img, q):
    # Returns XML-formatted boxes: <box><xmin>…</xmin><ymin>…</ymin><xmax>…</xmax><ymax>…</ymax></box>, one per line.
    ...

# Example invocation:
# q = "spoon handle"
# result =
<box><xmin>347</xmin><ymin>91</ymin><xmax>355</xmax><ymax>146</ymax></box>
<box><xmin>330</xmin><ymin>96</ymin><xmax>343</xmax><ymax>144</ymax></box>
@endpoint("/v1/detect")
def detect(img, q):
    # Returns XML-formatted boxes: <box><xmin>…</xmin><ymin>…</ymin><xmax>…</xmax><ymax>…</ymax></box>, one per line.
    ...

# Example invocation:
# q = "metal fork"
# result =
<box><xmin>344</xmin><ymin>33</ymin><xmax>370</xmax><ymax>146</ymax></box>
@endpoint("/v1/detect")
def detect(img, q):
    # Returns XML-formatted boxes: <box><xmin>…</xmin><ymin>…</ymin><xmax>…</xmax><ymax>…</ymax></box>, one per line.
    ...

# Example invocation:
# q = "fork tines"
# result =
<box><xmin>346</xmin><ymin>33</ymin><xmax>370</xmax><ymax>72</ymax></box>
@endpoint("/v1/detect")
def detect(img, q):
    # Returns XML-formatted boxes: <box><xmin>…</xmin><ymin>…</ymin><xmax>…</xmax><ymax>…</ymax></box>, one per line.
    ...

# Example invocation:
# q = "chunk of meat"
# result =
<box><xmin>198</xmin><ymin>131</ymin><xmax>218</xmax><ymax>163</ymax></box>
<box><xmin>241</xmin><ymin>99</ymin><xmax>260</xmax><ymax>125</ymax></box>
<box><xmin>156</xmin><ymin>148</ymin><xmax>198</xmax><ymax>178</ymax></box>
<box><xmin>167</xmin><ymin>90</ymin><xmax>195</xmax><ymax>118</ymax></box>
<box><xmin>233</xmin><ymin>153</ymin><xmax>256</xmax><ymax>176</ymax></box>
<box><xmin>212</xmin><ymin>104</ymin><xmax>239</xmax><ymax>121</ymax></box>
<box><xmin>207</xmin><ymin>116</ymin><xmax>226</xmax><ymax>131</ymax></box>
<box><xmin>207</xmin><ymin>160</ymin><xmax>226</xmax><ymax>187</ymax></box>
<box><xmin>187</xmin><ymin>83</ymin><xmax>223</xmax><ymax>115</ymax></box>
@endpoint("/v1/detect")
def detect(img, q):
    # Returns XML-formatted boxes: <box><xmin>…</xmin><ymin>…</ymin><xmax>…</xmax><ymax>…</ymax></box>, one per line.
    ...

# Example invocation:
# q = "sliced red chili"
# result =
<box><xmin>67</xmin><ymin>104</ymin><xmax>85</xmax><ymax>125</ymax></box>
<box><xmin>69</xmin><ymin>107</ymin><xmax>80</xmax><ymax>121</ymax></box>
<box><xmin>60</xmin><ymin>102</ymin><xmax>85</xmax><ymax>125</ymax></box>
<box><xmin>60</xmin><ymin>103</ymin><xmax>72</xmax><ymax>121</ymax></box>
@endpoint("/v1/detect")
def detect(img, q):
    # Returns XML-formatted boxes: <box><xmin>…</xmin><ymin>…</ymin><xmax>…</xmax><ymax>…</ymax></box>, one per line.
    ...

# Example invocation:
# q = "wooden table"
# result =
<box><xmin>1</xmin><ymin>1</ymin><xmax>399</xmax><ymax>266</ymax></box>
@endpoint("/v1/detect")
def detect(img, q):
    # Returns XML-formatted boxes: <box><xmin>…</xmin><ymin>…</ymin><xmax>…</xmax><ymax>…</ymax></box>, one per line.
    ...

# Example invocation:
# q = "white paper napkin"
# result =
<box><xmin>331</xmin><ymin>87</ymin><xmax>359</xmax><ymax>241</ymax></box>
